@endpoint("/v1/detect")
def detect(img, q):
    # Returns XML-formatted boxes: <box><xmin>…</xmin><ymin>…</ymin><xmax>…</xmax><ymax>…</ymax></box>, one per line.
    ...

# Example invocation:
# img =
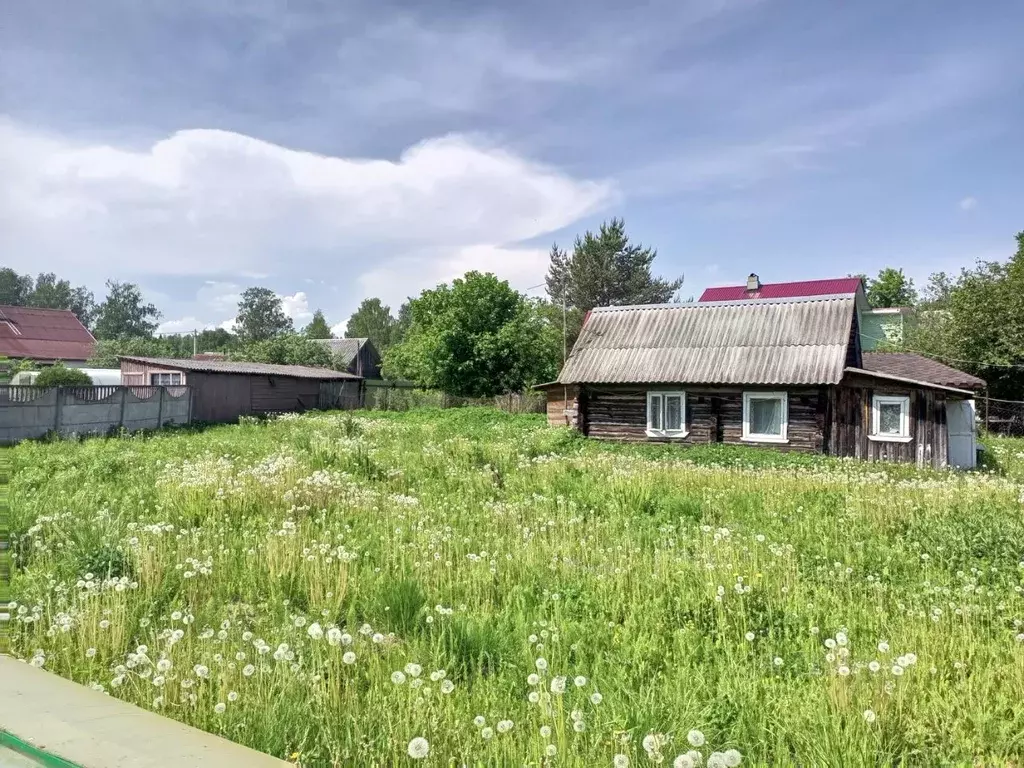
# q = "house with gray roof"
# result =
<box><xmin>314</xmin><ymin>338</ymin><xmax>382</xmax><ymax>379</ymax></box>
<box><xmin>538</xmin><ymin>295</ymin><xmax>983</xmax><ymax>468</ymax></box>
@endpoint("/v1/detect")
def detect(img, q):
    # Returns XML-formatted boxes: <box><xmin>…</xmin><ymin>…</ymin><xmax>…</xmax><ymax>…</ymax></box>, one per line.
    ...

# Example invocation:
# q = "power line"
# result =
<box><xmin>859</xmin><ymin>330</ymin><xmax>1024</xmax><ymax>370</ymax></box>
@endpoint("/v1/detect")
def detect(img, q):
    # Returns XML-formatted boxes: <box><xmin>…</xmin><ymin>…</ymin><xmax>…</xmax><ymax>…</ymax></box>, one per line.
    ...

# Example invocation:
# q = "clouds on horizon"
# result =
<box><xmin>1</xmin><ymin>120</ymin><xmax>613</xmax><ymax>329</ymax></box>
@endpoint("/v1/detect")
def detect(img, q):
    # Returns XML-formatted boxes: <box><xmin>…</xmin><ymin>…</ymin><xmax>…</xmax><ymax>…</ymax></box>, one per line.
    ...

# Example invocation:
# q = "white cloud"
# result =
<box><xmin>959</xmin><ymin>196</ymin><xmax>978</xmax><ymax>211</ymax></box>
<box><xmin>280</xmin><ymin>291</ymin><xmax>313</xmax><ymax>324</ymax></box>
<box><xmin>0</xmin><ymin>121</ymin><xmax>612</xmax><ymax>321</ymax></box>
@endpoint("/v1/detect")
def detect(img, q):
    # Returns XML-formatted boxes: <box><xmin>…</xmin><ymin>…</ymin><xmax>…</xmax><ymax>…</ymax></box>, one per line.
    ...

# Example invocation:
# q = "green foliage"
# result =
<box><xmin>865</xmin><ymin>268</ymin><xmax>918</xmax><ymax>308</ymax></box>
<box><xmin>35</xmin><ymin>363</ymin><xmax>93</xmax><ymax>387</ymax></box>
<box><xmin>0</xmin><ymin>269</ymin><xmax>96</xmax><ymax>327</ymax></box>
<box><xmin>88</xmin><ymin>332</ymin><xmax>241</xmax><ymax>367</ymax></box>
<box><xmin>546</xmin><ymin>218</ymin><xmax>682</xmax><ymax>312</ymax></box>
<box><xmin>231</xmin><ymin>334</ymin><xmax>334</xmax><ymax>368</ymax></box>
<box><xmin>303</xmin><ymin>309</ymin><xmax>333</xmax><ymax>339</ymax></box>
<box><xmin>236</xmin><ymin>287</ymin><xmax>293</xmax><ymax>342</ymax></box>
<box><xmin>343</xmin><ymin>298</ymin><xmax>402</xmax><ymax>352</ymax></box>
<box><xmin>385</xmin><ymin>271</ymin><xmax>558</xmax><ymax>396</ymax></box>
<box><xmin>92</xmin><ymin>280</ymin><xmax>160</xmax><ymax>339</ymax></box>
<box><xmin>907</xmin><ymin>231</ymin><xmax>1024</xmax><ymax>399</ymax></box>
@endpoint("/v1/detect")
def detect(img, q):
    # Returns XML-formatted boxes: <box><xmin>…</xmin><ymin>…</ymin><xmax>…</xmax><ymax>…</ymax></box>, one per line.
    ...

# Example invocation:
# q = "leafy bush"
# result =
<box><xmin>231</xmin><ymin>334</ymin><xmax>335</xmax><ymax>368</ymax></box>
<box><xmin>35</xmin><ymin>363</ymin><xmax>92</xmax><ymax>387</ymax></box>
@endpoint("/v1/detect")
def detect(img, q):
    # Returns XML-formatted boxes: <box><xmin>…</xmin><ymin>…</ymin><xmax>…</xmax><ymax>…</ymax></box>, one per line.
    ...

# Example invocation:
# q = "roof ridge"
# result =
<box><xmin>591</xmin><ymin>295</ymin><xmax>855</xmax><ymax>312</ymax></box>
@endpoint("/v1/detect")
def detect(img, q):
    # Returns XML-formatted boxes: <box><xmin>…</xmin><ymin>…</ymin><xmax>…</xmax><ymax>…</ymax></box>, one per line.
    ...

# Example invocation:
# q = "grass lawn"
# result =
<box><xmin>6</xmin><ymin>409</ymin><xmax>1024</xmax><ymax>767</ymax></box>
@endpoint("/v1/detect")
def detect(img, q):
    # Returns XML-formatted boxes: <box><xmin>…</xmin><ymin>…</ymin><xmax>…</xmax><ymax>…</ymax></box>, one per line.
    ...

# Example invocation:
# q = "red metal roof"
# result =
<box><xmin>0</xmin><ymin>305</ymin><xmax>96</xmax><ymax>362</ymax></box>
<box><xmin>699</xmin><ymin>277</ymin><xmax>864</xmax><ymax>302</ymax></box>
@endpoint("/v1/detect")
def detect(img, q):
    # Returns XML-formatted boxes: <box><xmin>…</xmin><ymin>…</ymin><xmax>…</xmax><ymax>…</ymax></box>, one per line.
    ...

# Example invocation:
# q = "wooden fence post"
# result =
<box><xmin>157</xmin><ymin>386</ymin><xmax>165</xmax><ymax>427</ymax></box>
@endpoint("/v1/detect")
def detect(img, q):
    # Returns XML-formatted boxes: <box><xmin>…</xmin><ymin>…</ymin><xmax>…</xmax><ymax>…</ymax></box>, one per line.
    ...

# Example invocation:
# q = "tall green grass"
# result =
<box><xmin>7</xmin><ymin>409</ymin><xmax>1024</xmax><ymax>766</ymax></box>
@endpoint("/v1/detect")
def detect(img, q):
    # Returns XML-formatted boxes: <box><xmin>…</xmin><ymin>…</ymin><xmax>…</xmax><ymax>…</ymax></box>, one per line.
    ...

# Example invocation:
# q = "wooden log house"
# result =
<box><xmin>538</xmin><ymin>293</ymin><xmax>984</xmax><ymax>469</ymax></box>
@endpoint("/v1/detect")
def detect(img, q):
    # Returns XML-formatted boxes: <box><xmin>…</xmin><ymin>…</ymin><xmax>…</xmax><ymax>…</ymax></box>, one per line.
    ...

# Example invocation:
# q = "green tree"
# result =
<box><xmin>0</xmin><ymin>269</ymin><xmax>33</xmax><ymax>306</ymax></box>
<box><xmin>232</xmin><ymin>334</ymin><xmax>335</xmax><ymax>368</ymax></box>
<box><xmin>865</xmin><ymin>268</ymin><xmax>918</xmax><ymax>308</ymax></box>
<box><xmin>907</xmin><ymin>231</ymin><xmax>1024</xmax><ymax>399</ymax></box>
<box><xmin>545</xmin><ymin>218</ymin><xmax>682</xmax><ymax>312</ymax></box>
<box><xmin>303</xmin><ymin>309</ymin><xmax>333</xmax><ymax>339</ymax></box>
<box><xmin>344</xmin><ymin>298</ymin><xmax>399</xmax><ymax>352</ymax></box>
<box><xmin>35</xmin><ymin>362</ymin><xmax>93</xmax><ymax>387</ymax></box>
<box><xmin>92</xmin><ymin>281</ymin><xmax>160</xmax><ymax>339</ymax></box>
<box><xmin>236</xmin><ymin>287</ymin><xmax>293</xmax><ymax>342</ymax></box>
<box><xmin>385</xmin><ymin>271</ymin><xmax>559</xmax><ymax>397</ymax></box>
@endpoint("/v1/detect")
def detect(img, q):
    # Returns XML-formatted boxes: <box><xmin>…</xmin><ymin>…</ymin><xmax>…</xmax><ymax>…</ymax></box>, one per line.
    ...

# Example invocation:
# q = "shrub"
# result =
<box><xmin>35</xmin><ymin>363</ymin><xmax>92</xmax><ymax>387</ymax></box>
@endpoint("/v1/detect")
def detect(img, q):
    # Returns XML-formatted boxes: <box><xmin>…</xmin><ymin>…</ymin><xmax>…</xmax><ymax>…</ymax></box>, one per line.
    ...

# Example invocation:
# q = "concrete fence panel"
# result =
<box><xmin>0</xmin><ymin>385</ymin><xmax>193</xmax><ymax>445</ymax></box>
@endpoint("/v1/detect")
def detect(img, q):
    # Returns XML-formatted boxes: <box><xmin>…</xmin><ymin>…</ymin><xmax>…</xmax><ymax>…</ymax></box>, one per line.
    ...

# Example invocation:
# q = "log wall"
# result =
<box><xmin>580</xmin><ymin>386</ymin><xmax>827</xmax><ymax>453</ymax></box>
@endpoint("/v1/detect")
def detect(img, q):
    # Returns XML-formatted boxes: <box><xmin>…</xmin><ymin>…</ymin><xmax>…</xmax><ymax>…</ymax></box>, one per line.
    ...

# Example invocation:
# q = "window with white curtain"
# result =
<box><xmin>742</xmin><ymin>392</ymin><xmax>788</xmax><ymax>442</ymax></box>
<box><xmin>150</xmin><ymin>372</ymin><xmax>183</xmax><ymax>386</ymax></box>
<box><xmin>646</xmin><ymin>391</ymin><xmax>687</xmax><ymax>437</ymax></box>
<box><xmin>870</xmin><ymin>394</ymin><xmax>911</xmax><ymax>441</ymax></box>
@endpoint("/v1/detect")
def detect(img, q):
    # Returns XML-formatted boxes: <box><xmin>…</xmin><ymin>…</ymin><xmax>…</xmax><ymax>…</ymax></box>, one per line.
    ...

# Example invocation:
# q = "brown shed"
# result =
<box><xmin>120</xmin><ymin>356</ymin><xmax>362</xmax><ymax>423</ymax></box>
<box><xmin>540</xmin><ymin>296</ymin><xmax>984</xmax><ymax>469</ymax></box>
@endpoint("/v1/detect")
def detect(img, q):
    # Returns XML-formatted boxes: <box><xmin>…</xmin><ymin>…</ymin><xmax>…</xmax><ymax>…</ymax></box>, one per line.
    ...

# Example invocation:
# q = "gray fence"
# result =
<box><xmin>0</xmin><ymin>385</ymin><xmax>192</xmax><ymax>444</ymax></box>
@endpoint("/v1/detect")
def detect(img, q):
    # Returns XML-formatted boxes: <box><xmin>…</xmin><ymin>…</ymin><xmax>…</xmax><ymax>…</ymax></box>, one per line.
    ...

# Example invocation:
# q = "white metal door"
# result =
<box><xmin>946</xmin><ymin>399</ymin><xmax>976</xmax><ymax>469</ymax></box>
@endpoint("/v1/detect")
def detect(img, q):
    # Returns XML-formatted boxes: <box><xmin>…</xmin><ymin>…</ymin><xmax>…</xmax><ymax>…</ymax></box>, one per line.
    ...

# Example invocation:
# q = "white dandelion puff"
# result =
<box><xmin>407</xmin><ymin>737</ymin><xmax>429</xmax><ymax>760</ymax></box>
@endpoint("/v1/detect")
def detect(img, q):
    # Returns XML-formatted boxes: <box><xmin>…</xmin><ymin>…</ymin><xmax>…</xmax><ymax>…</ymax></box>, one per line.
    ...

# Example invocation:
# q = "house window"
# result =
<box><xmin>647</xmin><ymin>391</ymin><xmax>687</xmax><ymax>437</ymax></box>
<box><xmin>150</xmin><ymin>372</ymin><xmax>183</xmax><ymax>386</ymax></box>
<box><xmin>870</xmin><ymin>395</ymin><xmax>911</xmax><ymax>442</ymax></box>
<box><xmin>742</xmin><ymin>392</ymin><xmax>788</xmax><ymax>442</ymax></box>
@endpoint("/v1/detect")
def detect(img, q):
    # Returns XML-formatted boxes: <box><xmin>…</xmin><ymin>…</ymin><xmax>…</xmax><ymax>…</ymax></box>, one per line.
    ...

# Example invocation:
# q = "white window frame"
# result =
<box><xmin>742</xmin><ymin>391</ymin><xmax>789</xmax><ymax>443</ymax></box>
<box><xmin>870</xmin><ymin>394</ymin><xmax>912</xmax><ymax>442</ymax></box>
<box><xmin>150</xmin><ymin>372</ymin><xmax>183</xmax><ymax>386</ymax></box>
<box><xmin>646</xmin><ymin>391</ymin><xmax>688</xmax><ymax>438</ymax></box>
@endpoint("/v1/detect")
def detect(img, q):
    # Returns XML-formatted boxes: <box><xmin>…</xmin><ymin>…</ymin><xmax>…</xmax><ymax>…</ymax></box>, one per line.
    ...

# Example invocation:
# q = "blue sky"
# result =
<box><xmin>2</xmin><ymin>0</ymin><xmax>1021</xmax><ymax>333</ymax></box>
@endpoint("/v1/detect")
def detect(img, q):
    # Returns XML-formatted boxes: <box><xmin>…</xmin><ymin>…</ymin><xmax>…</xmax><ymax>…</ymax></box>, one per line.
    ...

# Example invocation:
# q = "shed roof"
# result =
<box><xmin>557</xmin><ymin>296</ymin><xmax>855</xmax><ymax>386</ymax></box>
<box><xmin>119</xmin><ymin>356</ymin><xmax>360</xmax><ymax>380</ymax></box>
<box><xmin>315</xmin><ymin>338</ymin><xmax>368</xmax><ymax>366</ymax></box>
<box><xmin>0</xmin><ymin>305</ymin><xmax>96</xmax><ymax>361</ymax></box>
<box><xmin>861</xmin><ymin>352</ymin><xmax>986</xmax><ymax>391</ymax></box>
<box><xmin>843</xmin><ymin>367</ymin><xmax>974</xmax><ymax>396</ymax></box>
<box><xmin>699</xmin><ymin>277</ymin><xmax>864</xmax><ymax>303</ymax></box>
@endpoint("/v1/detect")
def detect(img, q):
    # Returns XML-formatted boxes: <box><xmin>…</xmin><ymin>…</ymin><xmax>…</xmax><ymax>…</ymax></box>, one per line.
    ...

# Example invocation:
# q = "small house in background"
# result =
<box><xmin>539</xmin><ymin>295</ymin><xmax>983</xmax><ymax>468</ymax></box>
<box><xmin>119</xmin><ymin>356</ymin><xmax>362</xmax><ymax>422</ymax></box>
<box><xmin>316</xmin><ymin>338</ymin><xmax>382</xmax><ymax>379</ymax></box>
<box><xmin>0</xmin><ymin>305</ymin><xmax>96</xmax><ymax>364</ymax></box>
<box><xmin>859</xmin><ymin>307</ymin><xmax>915</xmax><ymax>350</ymax></box>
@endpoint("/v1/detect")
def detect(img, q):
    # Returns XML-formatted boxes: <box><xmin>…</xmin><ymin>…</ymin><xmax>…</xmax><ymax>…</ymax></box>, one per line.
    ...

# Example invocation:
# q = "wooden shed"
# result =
<box><xmin>120</xmin><ymin>356</ymin><xmax>362</xmax><ymax>423</ymax></box>
<box><xmin>539</xmin><ymin>296</ymin><xmax>984</xmax><ymax>469</ymax></box>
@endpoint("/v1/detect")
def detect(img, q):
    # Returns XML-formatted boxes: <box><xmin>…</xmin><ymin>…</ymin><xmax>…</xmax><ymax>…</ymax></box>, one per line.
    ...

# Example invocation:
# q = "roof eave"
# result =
<box><xmin>842</xmin><ymin>367</ymin><xmax>975</xmax><ymax>396</ymax></box>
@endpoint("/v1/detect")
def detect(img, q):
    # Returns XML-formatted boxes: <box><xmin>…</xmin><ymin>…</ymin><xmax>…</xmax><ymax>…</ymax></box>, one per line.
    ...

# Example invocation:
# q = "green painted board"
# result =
<box><xmin>0</xmin><ymin>733</ymin><xmax>82</xmax><ymax>768</ymax></box>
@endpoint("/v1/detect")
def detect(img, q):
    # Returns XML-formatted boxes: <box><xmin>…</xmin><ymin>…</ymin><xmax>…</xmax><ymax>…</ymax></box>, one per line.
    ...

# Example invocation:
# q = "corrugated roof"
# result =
<box><xmin>861</xmin><ymin>352</ymin><xmax>986</xmax><ymax>391</ymax></box>
<box><xmin>557</xmin><ymin>296</ymin><xmax>855</xmax><ymax>385</ymax></box>
<box><xmin>315</xmin><ymin>338</ymin><xmax>366</xmax><ymax>365</ymax></box>
<box><xmin>0</xmin><ymin>305</ymin><xmax>96</xmax><ymax>361</ymax></box>
<box><xmin>699</xmin><ymin>277</ymin><xmax>863</xmax><ymax>302</ymax></box>
<box><xmin>119</xmin><ymin>356</ymin><xmax>360</xmax><ymax>380</ymax></box>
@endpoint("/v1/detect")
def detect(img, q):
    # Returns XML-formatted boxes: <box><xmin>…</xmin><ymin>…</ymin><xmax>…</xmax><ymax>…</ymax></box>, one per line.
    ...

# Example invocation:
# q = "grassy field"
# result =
<box><xmin>6</xmin><ymin>409</ymin><xmax>1024</xmax><ymax>767</ymax></box>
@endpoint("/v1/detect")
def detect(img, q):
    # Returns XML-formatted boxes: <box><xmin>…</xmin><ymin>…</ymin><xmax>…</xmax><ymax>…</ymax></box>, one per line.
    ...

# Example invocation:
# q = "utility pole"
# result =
<box><xmin>193</xmin><ymin>329</ymin><xmax>197</xmax><ymax>357</ymax></box>
<box><xmin>562</xmin><ymin>287</ymin><xmax>567</xmax><ymax>365</ymax></box>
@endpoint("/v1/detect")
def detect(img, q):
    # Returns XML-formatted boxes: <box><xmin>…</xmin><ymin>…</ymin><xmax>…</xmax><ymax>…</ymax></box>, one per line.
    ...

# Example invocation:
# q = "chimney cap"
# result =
<box><xmin>746</xmin><ymin>273</ymin><xmax>761</xmax><ymax>291</ymax></box>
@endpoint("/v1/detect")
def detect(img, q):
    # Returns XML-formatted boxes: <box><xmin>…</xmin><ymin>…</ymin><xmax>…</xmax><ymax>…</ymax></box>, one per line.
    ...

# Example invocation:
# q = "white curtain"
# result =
<box><xmin>750</xmin><ymin>398</ymin><xmax>782</xmax><ymax>435</ymax></box>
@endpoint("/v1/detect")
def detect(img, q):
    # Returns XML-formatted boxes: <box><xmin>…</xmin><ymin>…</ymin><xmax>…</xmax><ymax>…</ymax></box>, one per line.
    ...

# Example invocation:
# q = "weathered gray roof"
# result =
<box><xmin>557</xmin><ymin>296</ymin><xmax>855</xmax><ymax>385</ymax></box>
<box><xmin>119</xmin><ymin>356</ymin><xmax>360</xmax><ymax>380</ymax></box>
<box><xmin>315</xmin><ymin>338</ymin><xmax>366</xmax><ymax>365</ymax></box>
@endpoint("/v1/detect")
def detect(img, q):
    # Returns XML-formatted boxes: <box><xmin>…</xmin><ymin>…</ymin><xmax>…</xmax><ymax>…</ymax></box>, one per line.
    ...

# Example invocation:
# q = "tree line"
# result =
<box><xmin>5</xmin><ymin>223</ymin><xmax>1023</xmax><ymax>399</ymax></box>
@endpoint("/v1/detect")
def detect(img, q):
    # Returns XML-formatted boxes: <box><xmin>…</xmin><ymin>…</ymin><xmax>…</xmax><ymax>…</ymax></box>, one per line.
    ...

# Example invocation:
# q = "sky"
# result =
<box><xmin>2</xmin><ymin>0</ymin><xmax>1022</xmax><ymax>335</ymax></box>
